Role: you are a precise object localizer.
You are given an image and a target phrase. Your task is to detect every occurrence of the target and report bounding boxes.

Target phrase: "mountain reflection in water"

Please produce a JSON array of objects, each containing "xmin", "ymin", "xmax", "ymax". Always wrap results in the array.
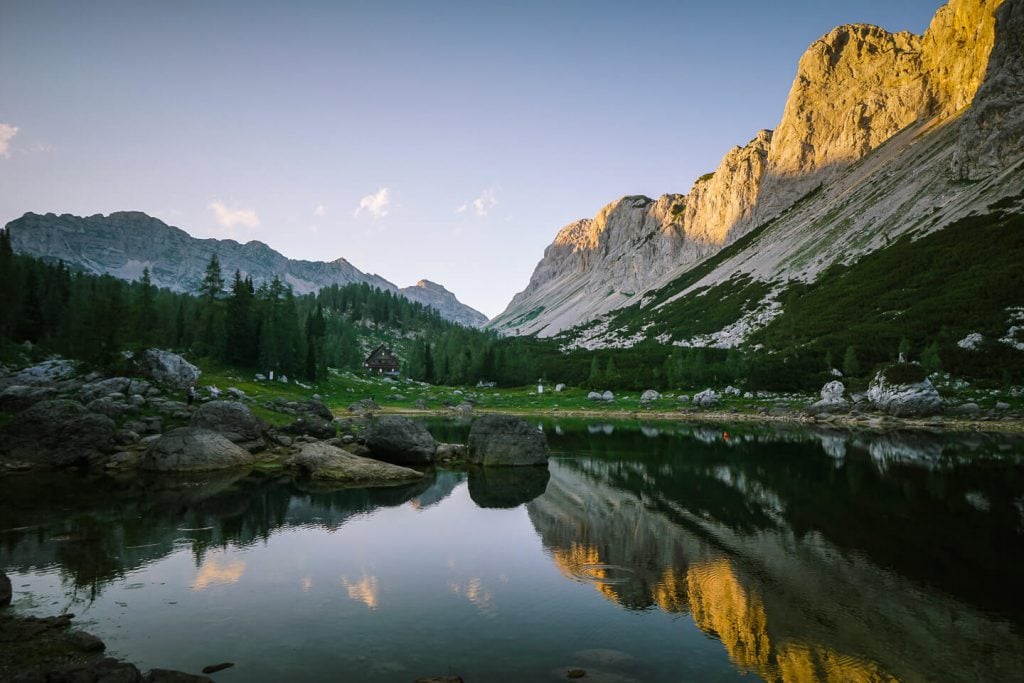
[{"xmin": 1, "ymin": 420, "xmax": 1021, "ymax": 682}]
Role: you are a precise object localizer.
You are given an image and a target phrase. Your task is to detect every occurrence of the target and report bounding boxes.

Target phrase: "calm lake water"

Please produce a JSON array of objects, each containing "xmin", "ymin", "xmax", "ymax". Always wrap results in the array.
[{"xmin": 3, "ymin": 419, "xmax": 1024, "ymax": 682}]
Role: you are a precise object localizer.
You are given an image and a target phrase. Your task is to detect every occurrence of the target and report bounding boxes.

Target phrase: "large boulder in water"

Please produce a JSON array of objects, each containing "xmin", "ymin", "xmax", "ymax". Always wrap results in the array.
[
  {"xmin": 867, "ymin": 365, "xmax": 942, "ymax": 417},
  {"xmin": 286, "ymin": 442, "xmax": 424, "ymax": 485},
  {"xmin": 137, "ymin": 349, "xmax": 200, "ymax": 390},
  {"xmin": 190, "ymin": 400, "xmax": 267, "ymax": 452},
  {"xmin": 467, "ymin": 414, "xmax": 550, "ymax": 466},
  {"xmin": 364, "ymin": 416, "xmax": 437, "ymax": 465},
  {"xmin": 141, "ymin": 427, "xmax": 254, "ymax": 472},
  {"xmin": 0, "ymin": 399, "xmax": 116, "ymax": 467}
]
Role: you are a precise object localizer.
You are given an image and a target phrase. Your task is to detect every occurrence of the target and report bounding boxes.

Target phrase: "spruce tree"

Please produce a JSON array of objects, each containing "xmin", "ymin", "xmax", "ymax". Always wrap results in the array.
[{"xmin": 842, "ymin": 346, "xmax": 860, "ymax": 378}]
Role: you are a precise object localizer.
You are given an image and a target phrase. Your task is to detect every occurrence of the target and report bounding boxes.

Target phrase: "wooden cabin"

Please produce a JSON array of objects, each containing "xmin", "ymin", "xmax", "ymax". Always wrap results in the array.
[{"xmin": 363, "ymin": 344, "xmax": 400, "ymax": 376}]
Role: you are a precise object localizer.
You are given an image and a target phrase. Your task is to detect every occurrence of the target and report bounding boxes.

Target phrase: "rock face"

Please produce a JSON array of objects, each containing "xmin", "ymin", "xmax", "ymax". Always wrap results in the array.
[
  {"xmin": 5, "ymin": 211, "xmax": 487, "ymax": 327},
  {"xmin": 867, "ymin": 369, "xmax": 943, "ymax": 417},
  {"xmin": 190, "ymin": 400, "xmax": 267, "ymax": 451},
  {"xmin": 491, "ymin": 0, "xmax": 1012, "ymax": 340},
  {"xmin": 467, "ymin": 414, "xmax": 550, "ymax": 466},
  {"xmin": 142, "ymin": 427, "xmax": 255, "ymax": 472},
  {"xmin": 286, "ymin": 442, "xmax": 424, "ymax": 484},
  {"xmin": 364, "ymin": 416, "xmax": 437, "ymax": 465},
  {"xmin": 0, "ymin": 399, "xmax": 116, "ymax": 466},
  {"xmin": 138, "ymin": 349, "xmax": 200, "ymax": 390}
]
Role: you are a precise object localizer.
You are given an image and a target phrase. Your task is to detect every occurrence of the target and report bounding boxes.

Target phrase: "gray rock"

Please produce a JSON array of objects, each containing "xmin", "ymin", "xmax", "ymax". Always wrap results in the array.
[
  {"xmin": 601, "ymin": 390, "xmax": 615, "ymax": 402},
  {"xmin": 995, "ymin": 401, "xmax": 1011, "ymax": 410},
  {"xmin": 0, "ymin": 384, "xmax": 58, "ymax": 412},
  {"xmin": 692, "ymin": 389, "xmax": 719, "ymax": 407},
  {"xmin": 87, "ymin": 396, "xmax": 134, "ymax": 418},
  {"xmin": 586, "ymin": 391, "xmax": 603, "ymax": 401},
  {"xmin": 435, "ymin": 442, "xmax": 468, "ymax": 461},
  {"xmin": 141, "ymin": 427, "xmax": 255, "ymax": 472},
  {"xmin": 678, "ymin": 394, "xmax": 690, "ymax": 403},
  {"xmin": 453, "ymin": 402, "xmax": 474, "ymax": 415},
  {"xmin": 867, "ymin": 369, "xmax": 942, "ymax": 417},
  {"xmin": 955, "ymin": 402, "xmax": 982, "ymax": 415},
  {"xmin": 286, "ymin": 441, "xmax": 423, "ymax": 484},
  {"xmin": 555, "ymin": 383, "xmax": 566, "ymax": 392},
  {"xmin": 69, "ymin": 630, "xmax": 107, "ymax": 652},
  {"xmin": 279, "ymin": 416, "xmax": 336, "ymax": 440},
  {"xmin": 79, "ymin": 376, "xmax": 152, "ymax": 403},
  {"xmin": 105, "ymin": 451, "xmax": 142, "ymax": 470},
  {"xmin": 1, "ymin": 571, "xmax": 10, "ymax": 607},
  {"xmin": 348, "ymin": 398, "xmax": 380, "ymax": 414},
  {"xmin": 467, "ymin": 414, "xmax": 550, "ymax": 466},
  {"xmin": 190, "ymin": 400, "xmax": 267, "ymax": 452},
  {"xmin": 364, "ymin": 416, "xmax": 437, "ymax": 464},
  {"xmin": 0, "ymin": 399, "xmax": 116, "ymax": 466},
  {"xmin": 640, "ymin": 390, "xmax": 661, "ymax": 402},
  {"xmin": 805, "ymin": 380, "xmax": 850, "ymax": 414},
  {"xmin": 0, "ymin": 359, "xmax": 78, "ymax": 391},
  {"xmin": 137, "ymin": 349, "xmax": 200, "ymax": 389}
]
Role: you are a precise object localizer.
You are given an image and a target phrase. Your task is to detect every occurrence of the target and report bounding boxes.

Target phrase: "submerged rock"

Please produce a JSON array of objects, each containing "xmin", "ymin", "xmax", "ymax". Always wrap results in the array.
[
  {"xmin": 141, "ymin": 427, "xmax": 254, "ymax": 472},
  {"xmin": 286, "ymin": 441, "xmax": 423, "ymax": 484},
  {"xmin": 467, "ymin": 414, "xmax": 550, "ymax": 466},
  {"xmin": 364, "ymin": 416, "xmax": 437, "ymax": 465}
]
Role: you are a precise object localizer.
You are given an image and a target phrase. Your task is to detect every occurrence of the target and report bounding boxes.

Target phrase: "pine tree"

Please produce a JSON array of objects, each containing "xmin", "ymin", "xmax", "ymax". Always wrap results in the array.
[
  {"xmin": 921, "ymin": 341, "xmax": 942, "ymax": 373},
  {"xmin": 200, "ymin": 254, "xmax": 224, "ymax": 300},
  {"xmin": 588, "ymin": 356, "xmax": 603, "ymax": 388},
  {"xmin": 843, "ymin": 346, "xmax": 860, "ymax": 378}
]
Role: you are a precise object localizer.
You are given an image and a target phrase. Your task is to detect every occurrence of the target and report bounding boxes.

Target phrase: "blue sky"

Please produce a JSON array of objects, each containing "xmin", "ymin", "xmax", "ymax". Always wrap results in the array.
[{"xmin": 0, "ymin": 0, "xmax": 942, "ymax": 318}]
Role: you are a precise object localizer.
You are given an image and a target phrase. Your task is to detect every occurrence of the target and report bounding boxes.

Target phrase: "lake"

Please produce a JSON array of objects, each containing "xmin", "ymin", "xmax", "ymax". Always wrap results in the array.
[{"xmin": 3, "ymin": 418, "xmax": 1024, "ymax": 682}]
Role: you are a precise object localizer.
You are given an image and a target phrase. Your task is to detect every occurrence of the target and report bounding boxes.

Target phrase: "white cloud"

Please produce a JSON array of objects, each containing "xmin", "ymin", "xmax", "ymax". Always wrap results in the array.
[
  {"xmin": 0, "ymin": 123, "xmax": 19, "ymax": 158},
  {"xmin": 354, "ymin": 187, "xmax": 391, "ymax": 219},
  {"xmin": 209, "ymin": 200, "xmax": 261, "ymax": 230},
  {"xmin": 313, "ymin": 203, "xmax": 326, "ymax": 217},
  {"xmin": 455, "ymin": 187, "xmax": 498, "ymax": 217}
]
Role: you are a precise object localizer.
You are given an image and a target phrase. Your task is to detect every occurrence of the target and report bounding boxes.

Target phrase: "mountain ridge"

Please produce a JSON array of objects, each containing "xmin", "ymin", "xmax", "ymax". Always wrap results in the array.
[
  {"xmin": 490, "ymin": 0, "xmax": 1017, "ymax": 340},
  {"xmin": 5, "ymin": 210, "xmax": 489, "ymax": 328}
]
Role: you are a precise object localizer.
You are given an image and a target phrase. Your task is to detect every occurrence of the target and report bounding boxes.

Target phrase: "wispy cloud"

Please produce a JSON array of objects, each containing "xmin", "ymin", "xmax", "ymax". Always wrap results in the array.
[
  {"xmin": 354, "ymin": 187, "xmax": 391, "ymax": 219},
  {"xmin": 0, "ymin": 123, "xmax": 19, "ymax": 158},
  {"xmin": 313, "ymin": 203, "xmax": 326, "ymax": 217},
  {"xmin": 209, "ymin": 200, "xmax": 260, "ymax": 230},
  {"xmin": 455, "ymin": 187, "xmax": 498, "ymax": 217}
]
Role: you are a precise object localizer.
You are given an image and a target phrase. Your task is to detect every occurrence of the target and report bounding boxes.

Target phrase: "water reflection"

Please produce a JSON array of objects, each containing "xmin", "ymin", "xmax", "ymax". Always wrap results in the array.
[
  {"xmin": 527, "ymin": 422, "xmax": 1024, "ymax": 682},
  {"xmin": 1, "ymin": 420, "xmax": 1022, "ymax": 682}
]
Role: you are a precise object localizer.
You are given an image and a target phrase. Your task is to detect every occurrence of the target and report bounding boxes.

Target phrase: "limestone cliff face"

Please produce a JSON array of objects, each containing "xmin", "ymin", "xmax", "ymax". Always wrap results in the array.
[
  {"xmin": 494, "ymin": 0, "xmax": 1009, "ymax": 338},
  {"xmin": 954, "ymin": 0, "xmax": 1024, "ymax": 179},
  {"xmin": 6, "ymin": 211, "xmax": 487, "ymax": 327}
]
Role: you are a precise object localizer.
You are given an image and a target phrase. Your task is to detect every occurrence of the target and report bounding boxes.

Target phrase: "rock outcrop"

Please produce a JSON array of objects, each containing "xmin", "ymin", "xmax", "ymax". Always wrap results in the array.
[
  {"xmin": 467, "ymin": 414, "xmax": 550, "ymax": 466},
  {"xmin": 867, "ymin": 367, "xmax": 943, "ymax": 417},
  {"xmin": 5, "ymin": 211, "xmax": 487, "ymax": 327},
  {"xmin": 137, "ymin": 349, "xmax": 200, "ymax": 390},
  {"xmin": 363, "ymin": 416, "xmax": 437, "ymax": 465},
  {"xmin": 0, "ymin": 399, "xmax": 116, "ymax": 467},
  {"xmin": 492, "ymin": 0, "xmax": 1013, "ymax": 340},
  {"xmin": 141, "ymin": 427, "xmax": 255, "ymax": 472},
  {"xmin": 285, "ymin": 442, "xmax": 424, "ymax": 484},
  {"xmin": 190, "ymin": 400, "xmax": 267, "ymax": 452}
]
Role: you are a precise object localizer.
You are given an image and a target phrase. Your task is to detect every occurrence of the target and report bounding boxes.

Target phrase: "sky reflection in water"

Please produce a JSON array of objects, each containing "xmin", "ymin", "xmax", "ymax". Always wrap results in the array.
[{"xmin": 3, "ymin": 420, "xmax": 1023, "ymax": 682}]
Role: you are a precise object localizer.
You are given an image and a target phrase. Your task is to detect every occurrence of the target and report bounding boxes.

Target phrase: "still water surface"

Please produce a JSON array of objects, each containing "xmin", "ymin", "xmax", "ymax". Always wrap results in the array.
[{"xmin": 3, "ymin": 419, "xmax": 1024, "ymax": 681}]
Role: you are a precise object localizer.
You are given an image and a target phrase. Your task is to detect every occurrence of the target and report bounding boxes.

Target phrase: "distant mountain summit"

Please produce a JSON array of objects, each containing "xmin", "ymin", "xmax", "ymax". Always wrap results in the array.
[{"xmin": 5, "ymin": 210, "xmax": 488, "ymax": 328}]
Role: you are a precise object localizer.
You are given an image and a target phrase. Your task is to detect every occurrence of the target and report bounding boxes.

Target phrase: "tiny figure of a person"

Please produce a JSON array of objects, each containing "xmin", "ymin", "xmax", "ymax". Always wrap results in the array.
[{"xmin": 187, "ymin": 384, "xmax": 196, "ymax": 407}]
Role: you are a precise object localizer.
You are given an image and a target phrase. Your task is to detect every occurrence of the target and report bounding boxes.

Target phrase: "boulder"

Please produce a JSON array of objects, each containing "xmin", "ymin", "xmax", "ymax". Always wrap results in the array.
[
  {"xmin": 453, "ymin": 402, "xmax": 474, "ymax": 415},
  {"xmin": 364, "ymin": 415, "xmax": 437, "ymax": 464},
  {"xmin": 957, "ymin": 332, "xmax": 984, "ymax": 350},
  {"xmin": 137, "ymin": 349, "xmax": 200, "ymax": 389},
  {"xmin": 555, "ymin": 383, "xmax": 566, "ymax": 392},
  {"xmin": 0, "ymin": 384, "xmax": 58, "ymax": 412},
  {"xmin": 805, "ymin": 380, "xmax": 850, "ymax": 414},
  {"xmin": 435, "ymin": 443, "xmax": 468, "ymax": 461},
  {"xmin": 285, "ymin": 441, "xmax": 423, "ymax": 484},
  {"xmin": 678, "ymin": 395, "xmax": 690, "ymax": 403},
  {"xmin": 640, "ymin": 390, "xmax": 660, "ymax": 402},
  {"xmin": 467, "ymin": 414, "xmax": 549, "ymax": 466},
  {"xmin": 190, "ymin": 400, "xmax": 267, "ymax": 451},
  {"xmin": 79, "ymin": 377, "xmax": 152, "ymax": 403},
  {"xmin": 348, "ymin": 398, "xmax": 380, "ymax": 414},
  {"xmin": 0, "ymin": 359, "xmax": 78, "ymax": 391},
  {"xmin": 867, "ymin": 366, "xmax": 942, "ymax": 417},
  {"xmin": 0, "ymin": 399, "xmax": 116, "ymax": 467},
  {"xmin": 87, "ymin": 396, "xmax": 135, "ymax": 418},
  {"xmin": 601, "ymin": 390, "xmax": 615, "ymax": 402},
  {"xmin": 586, "ymin": 392, "xmax": 603, "ymax": 401},
  {"xmin": 278, "ymin": 416, "xmax": 336, "ymax": 440},
  {"xmin": 141, "ymin": 427, "xmax": 255, "ymax": 472},
  {"xmin": 692, "ymin": 389, "xmax": 719, "ymax": 407}
]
